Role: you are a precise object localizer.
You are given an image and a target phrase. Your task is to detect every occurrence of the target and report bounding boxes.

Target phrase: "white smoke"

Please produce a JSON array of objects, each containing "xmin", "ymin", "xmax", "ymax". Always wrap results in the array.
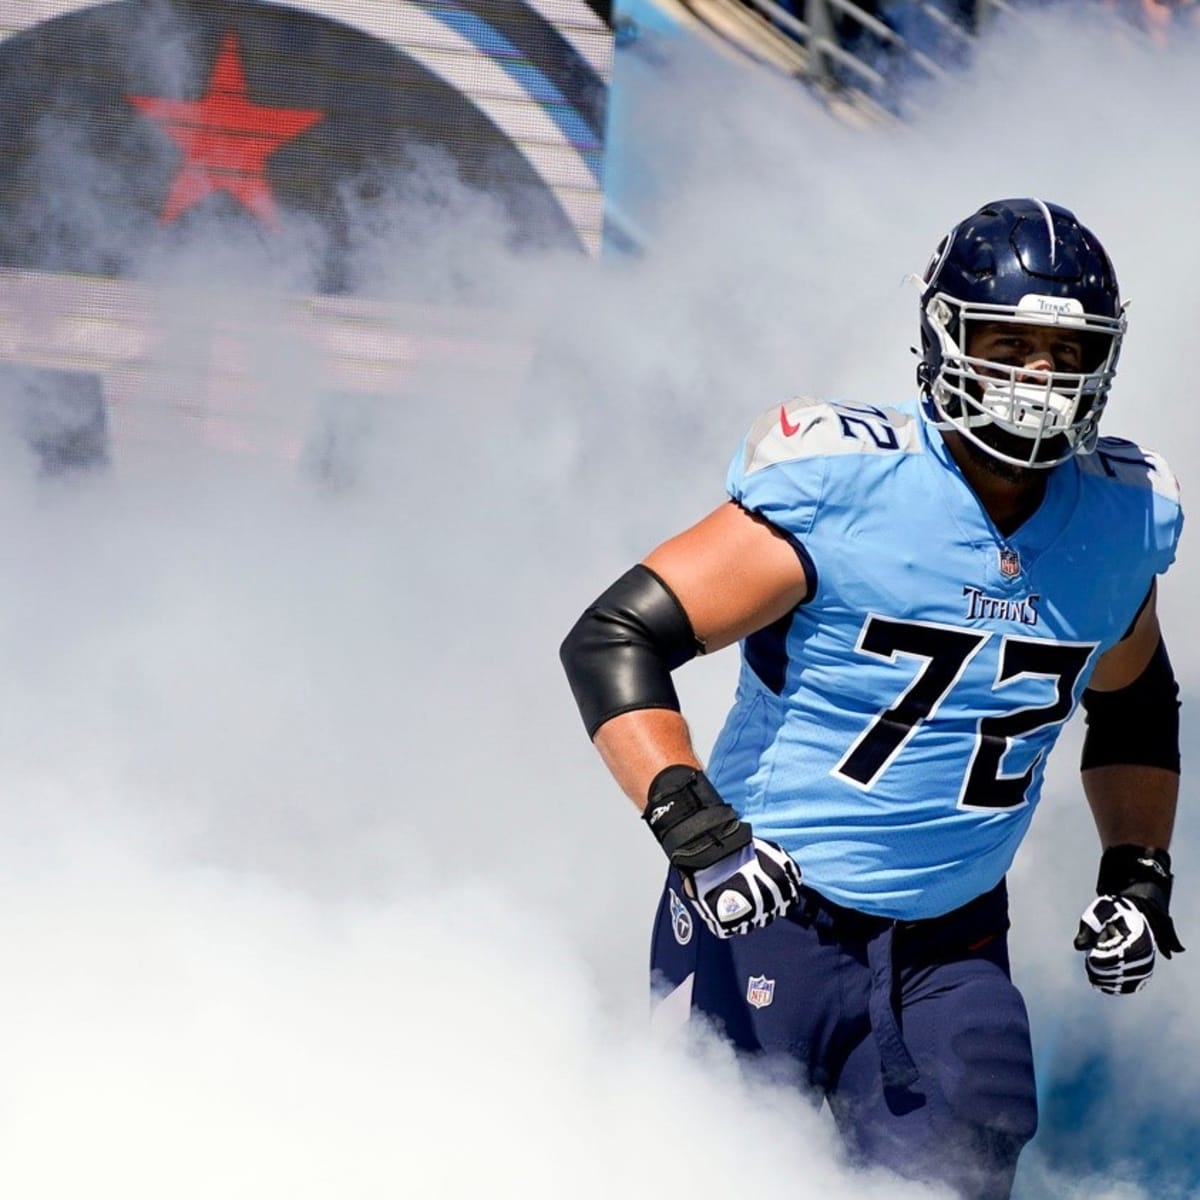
[{"xmin": 0, "ymin": 3, "xmax": 1196, "ymax": 1198}]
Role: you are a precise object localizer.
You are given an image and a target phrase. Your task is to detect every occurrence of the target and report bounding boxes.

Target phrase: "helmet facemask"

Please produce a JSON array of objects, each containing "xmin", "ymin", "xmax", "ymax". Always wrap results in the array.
[{"xmin": 922, "ymin": 292, "xmax": 1126, "ymax": 470}]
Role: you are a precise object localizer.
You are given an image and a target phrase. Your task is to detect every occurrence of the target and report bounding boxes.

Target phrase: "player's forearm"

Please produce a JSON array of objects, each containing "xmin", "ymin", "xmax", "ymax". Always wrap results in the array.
[
  {"xmin": 1083, "ymin": 763, "xmax": 1179, "ymax": 849},
  {"xmin": 593, "ymin": 708, "xmax": 702, "ymax": 813}
]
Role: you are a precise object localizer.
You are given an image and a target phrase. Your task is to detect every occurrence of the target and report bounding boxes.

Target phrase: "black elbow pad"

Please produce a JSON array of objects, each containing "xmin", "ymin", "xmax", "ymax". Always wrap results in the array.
[
  {"xmin": 1080, "ymin": 637, "xmax": 1181, "ymax": 773},
  {"xmin": 560, "ymin": 565, "xmax": 703, "ymax": 738}
]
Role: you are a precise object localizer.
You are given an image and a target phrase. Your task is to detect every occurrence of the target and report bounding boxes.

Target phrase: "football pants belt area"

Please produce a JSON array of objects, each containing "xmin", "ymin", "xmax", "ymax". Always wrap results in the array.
[{"xmin": 788, "ymin": 880, "xmax": 1011, "ymax": 1089}]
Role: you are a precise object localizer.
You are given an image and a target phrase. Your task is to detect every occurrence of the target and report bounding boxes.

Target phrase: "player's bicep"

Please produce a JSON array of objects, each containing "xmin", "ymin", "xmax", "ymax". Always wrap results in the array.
[
  {"xmin": 1089, "ymin": 582, "xmax": 1161, "ymax": 692},
  {"xmin": 643, "ymin": 500, "xmax": 809, "ymax": 654}
]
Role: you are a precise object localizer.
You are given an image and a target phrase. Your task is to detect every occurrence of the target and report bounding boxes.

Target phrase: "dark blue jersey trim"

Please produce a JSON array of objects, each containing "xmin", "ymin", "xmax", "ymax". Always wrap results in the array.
[
  {"xmin": 745, "ymin": 612, "xmax": 794, "ymax": 695},
  {"xmin": 742, "ymin": 532, "xmax": 816, "ymax": 696},
  {"xmin": 730, "ymin": 499, "xmax": 819, "ymax": 604},
  {"xmin": 728, "ymin": 500, "xmax": 816, "ymax": 695},
  {"xmin": 785, "ymin": 532, "xmax": 818, "ymax": 605}
]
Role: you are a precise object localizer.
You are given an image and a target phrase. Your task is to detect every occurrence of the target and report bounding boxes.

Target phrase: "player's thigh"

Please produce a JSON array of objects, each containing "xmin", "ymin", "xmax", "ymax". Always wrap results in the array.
[
  {"xmin": 831, "ymin": 950, "xmax": 1037, "ymax": 1176},
  {"xmin": 650, "ymin": 872, "xmax": 849, "ymax": 1066},
  {"xmin": 900, "ymin": 953, "xmax": 1038, "ymax": 1143},
  {"xmin": 649, "ymin": 871, "xmax": 759, "ymax": 1049},
  {"xmin": 835, "ymin": 945, "xmax": 1041, "ymax": 1152}
]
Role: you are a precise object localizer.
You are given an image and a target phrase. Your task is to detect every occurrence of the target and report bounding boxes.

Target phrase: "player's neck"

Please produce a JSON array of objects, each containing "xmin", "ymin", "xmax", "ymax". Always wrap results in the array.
[{"xmin": 944, "ymin": 432, "xmax": 1049, "ymax": 536}]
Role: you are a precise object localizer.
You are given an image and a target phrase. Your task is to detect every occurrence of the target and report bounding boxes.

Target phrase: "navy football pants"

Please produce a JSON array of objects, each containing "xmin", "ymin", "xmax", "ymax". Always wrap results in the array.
[{"xmin": 650, "ymin": 874, "xmax": 1038, "ymax": 1200}]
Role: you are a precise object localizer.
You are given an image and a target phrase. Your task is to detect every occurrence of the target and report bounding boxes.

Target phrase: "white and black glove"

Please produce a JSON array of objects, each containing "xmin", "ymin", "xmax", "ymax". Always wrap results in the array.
[
  {"xmin": 686, "ymin": 838, "xmax": 804, "ymax": 939},
  {"xmin": 1074, "ymin": 845, "xmax": 1185, "ymax": 995},
  {"xmin": 644, "ymin": 765, "xmax": 802, "ymax": 939}
]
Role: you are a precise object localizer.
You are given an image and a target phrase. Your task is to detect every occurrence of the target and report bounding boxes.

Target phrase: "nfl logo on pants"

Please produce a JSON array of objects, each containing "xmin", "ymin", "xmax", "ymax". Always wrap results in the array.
[{"xmin": 746, "ymin": 975, "xmax": 775, "ymax": 1009}]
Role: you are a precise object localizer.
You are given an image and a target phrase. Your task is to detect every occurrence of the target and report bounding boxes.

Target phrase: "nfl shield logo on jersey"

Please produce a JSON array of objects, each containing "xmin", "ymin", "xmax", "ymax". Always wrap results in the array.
[
  {"xmin": 998, "ymin": 547, "xmax": 1021, "ymax": 578},
  {"xmin": 669, "ymin": 889, "xmax": 693, "ymax": 946},
  {"xmin": 746, "ymin": 974, "xmax": 775, "ymax": 1009}
]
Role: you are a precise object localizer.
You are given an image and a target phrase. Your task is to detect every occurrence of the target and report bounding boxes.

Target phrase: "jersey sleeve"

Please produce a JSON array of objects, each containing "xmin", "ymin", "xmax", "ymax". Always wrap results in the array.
[
  {"xmin": 1086, "ymin": 438, "xmax": 1184, "ymax": 578},
  {"xmin": 725, "ymin": 398, "xmax": 830, "ymax": 539},
  {"xmin": 1147, "ymin": 449, "xmax": 1184, "ymax": 577}
]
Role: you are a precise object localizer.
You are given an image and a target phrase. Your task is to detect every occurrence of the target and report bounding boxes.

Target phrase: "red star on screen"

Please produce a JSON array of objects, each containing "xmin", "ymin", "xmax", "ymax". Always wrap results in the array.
[{"xmin": 128, "ymin": 31, "xmax": 323, "ymax": 230}]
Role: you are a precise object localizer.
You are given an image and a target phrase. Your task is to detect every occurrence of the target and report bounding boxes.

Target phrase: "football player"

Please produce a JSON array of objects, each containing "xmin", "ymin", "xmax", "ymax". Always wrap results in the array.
[{"xmin": 561, "ymin": 198, "xmax": 1184, "ymax": 1199}]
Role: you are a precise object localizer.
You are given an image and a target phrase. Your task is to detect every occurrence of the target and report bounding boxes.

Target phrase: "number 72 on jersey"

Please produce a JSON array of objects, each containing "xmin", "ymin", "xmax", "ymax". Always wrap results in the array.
[{"xmin": 833, "ymin": 615, "xmax": 1096, "ymax": 811}]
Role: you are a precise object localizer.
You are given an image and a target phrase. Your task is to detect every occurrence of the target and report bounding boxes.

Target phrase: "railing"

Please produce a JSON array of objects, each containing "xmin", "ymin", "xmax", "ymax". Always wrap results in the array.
[{"xmin": 675, "ymin": 0, "xmax": 1019, "ymax": 115}]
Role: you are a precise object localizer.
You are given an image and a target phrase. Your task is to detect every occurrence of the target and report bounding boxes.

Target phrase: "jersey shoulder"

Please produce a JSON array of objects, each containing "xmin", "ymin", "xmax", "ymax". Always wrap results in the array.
[
  {"xmin": 727, "ymin": 398, "xmax": 925, "ymax": 542},
  {"xmin": 1077, "ymin": 436, "xmax": 1183, "ymax": 576},
  {"xmin": 738, "ymin": 397, "xmax": 924, "ymax": 479},
  {"xmin": 1078, "ymin": 436, "xmax": 1182, "ymax": 508}
]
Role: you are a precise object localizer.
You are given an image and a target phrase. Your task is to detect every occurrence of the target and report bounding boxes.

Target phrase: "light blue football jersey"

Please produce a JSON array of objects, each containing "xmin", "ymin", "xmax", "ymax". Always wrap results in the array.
[{"xmin": 709, "ymin": 397, "xmax": 1183, "ymax": 920}]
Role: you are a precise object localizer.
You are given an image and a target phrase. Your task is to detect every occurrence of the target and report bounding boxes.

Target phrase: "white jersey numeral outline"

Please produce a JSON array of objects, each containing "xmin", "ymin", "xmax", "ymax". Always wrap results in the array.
[{"xmin": 834, "ymin": 615, "xmax": 1097, "ymax": 811}]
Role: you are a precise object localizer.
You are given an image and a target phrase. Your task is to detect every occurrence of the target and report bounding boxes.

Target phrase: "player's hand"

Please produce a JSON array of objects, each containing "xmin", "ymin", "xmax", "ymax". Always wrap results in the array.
[
  {"xmin": 643, "ymin": 765, "xmax": 802, "ymax": 937},
  {"xmin": 685, "ymin": 837, "xmax": 802, "ymax": 939},
  {"xmin": 1073, "ymin": 846, "xmax": 1185, "ymax": 996},
  {"xmin": 1074, "ymin": 895, "xmax": 1159, "ymax": 994}
]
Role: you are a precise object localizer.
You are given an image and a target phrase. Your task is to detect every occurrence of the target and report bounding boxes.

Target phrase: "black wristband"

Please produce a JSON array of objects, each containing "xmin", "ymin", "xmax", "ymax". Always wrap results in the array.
[
  {"xmin": 1097, "ymin": 844, "xmax": 1185, "ymax": 956},
  {"xmin": 643, "ymin": 765, "xmax": 751, "ymax": 872}
]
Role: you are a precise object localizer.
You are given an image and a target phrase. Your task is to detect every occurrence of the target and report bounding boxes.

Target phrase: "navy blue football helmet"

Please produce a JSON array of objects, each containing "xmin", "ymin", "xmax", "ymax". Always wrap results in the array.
[{"xmin": 918, "ymin": 198, "xmax": 1126, "ymax": 468}]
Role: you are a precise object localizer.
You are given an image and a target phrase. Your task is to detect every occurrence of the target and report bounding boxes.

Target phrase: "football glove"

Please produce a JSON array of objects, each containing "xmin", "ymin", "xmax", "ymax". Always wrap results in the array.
[
  {"xmin": 686, "ymin": 838, "xmax": 803, "ymax": 939},
  {"xmin": 1073, "ymin": 845, "xmax": 1185, "ymax": 996},
  {"xmin": 643, "ymin": 765, "xmax": 801, "ymax": 939}
]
